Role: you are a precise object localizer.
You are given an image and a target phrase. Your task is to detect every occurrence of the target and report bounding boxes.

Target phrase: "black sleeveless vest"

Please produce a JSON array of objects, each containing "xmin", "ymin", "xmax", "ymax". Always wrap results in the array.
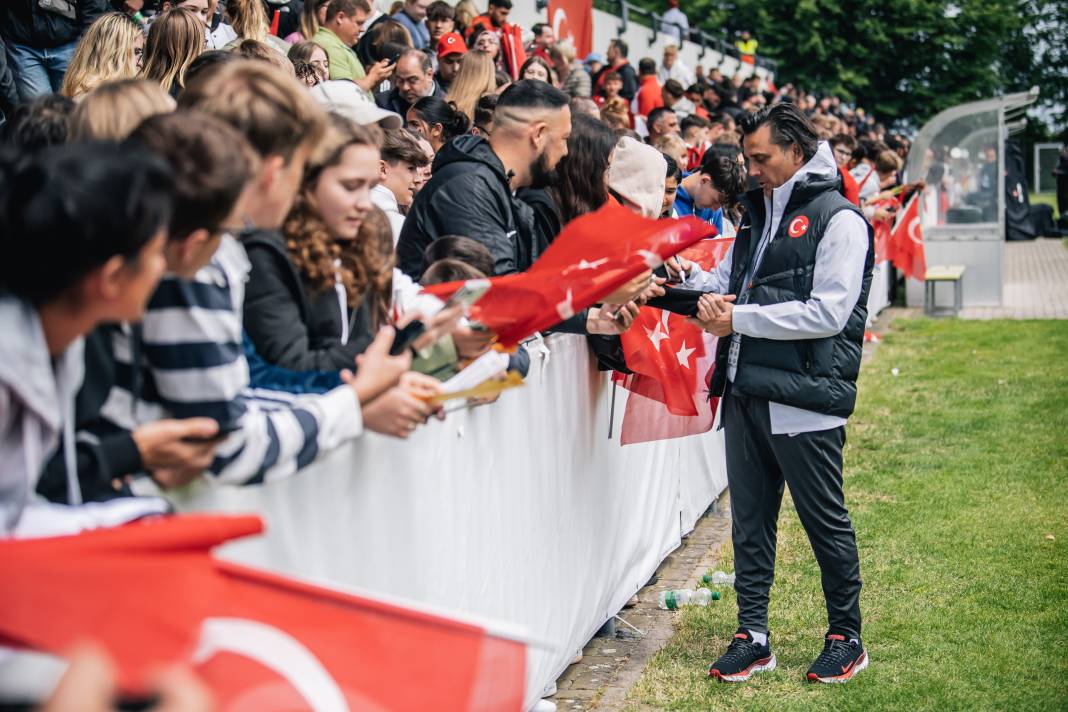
[{"xmin": 710, "ymin": 175, "xmax": 875, "ymax": 418}]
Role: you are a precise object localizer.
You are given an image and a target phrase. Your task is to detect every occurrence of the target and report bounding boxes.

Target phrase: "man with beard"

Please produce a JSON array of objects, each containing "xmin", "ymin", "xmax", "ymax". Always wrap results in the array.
[{"xmin": 396, "ymin": 80, "xmax": 571, "ymax": 278}]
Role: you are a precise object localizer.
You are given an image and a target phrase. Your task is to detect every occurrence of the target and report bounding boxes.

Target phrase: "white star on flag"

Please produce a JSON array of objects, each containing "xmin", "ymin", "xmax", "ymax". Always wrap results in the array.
[
  {"xmin": 637, "ymin": 249, "xmax": 663, "ymax": 268},
  {"xmin": 645, "ymin": 321, "xmax": 670, "ymax": 350},
  {"xmin": 555, "ymin": 288, "xmax": 574, "ymax": 319},
  {"xmin": 675, "ymin": 341, "xmax": 695, "ymax": 368}
]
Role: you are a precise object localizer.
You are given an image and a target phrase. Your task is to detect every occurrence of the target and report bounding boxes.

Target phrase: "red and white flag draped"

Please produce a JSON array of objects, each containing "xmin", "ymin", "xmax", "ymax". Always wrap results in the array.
[
  {"xmin": 423, "ymin": 204, "xmax": 717, "ymax": 347},
  {"xmin": 615, "ymin": 237, "xmax": 734, "ymax": 445},
  {"xmin": 0, "ymin": 515, "xmax": 526, "ymax": 711},
  {"xmin": 886, "ymin": 194, "xmax": 926, "ymax": 281}
]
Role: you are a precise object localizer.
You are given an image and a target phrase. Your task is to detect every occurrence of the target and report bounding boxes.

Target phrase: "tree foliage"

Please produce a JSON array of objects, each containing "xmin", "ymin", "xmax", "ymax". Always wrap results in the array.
[{"xmin": 632, "ymin": 0, "xmax": 1067, "ymax": 133}]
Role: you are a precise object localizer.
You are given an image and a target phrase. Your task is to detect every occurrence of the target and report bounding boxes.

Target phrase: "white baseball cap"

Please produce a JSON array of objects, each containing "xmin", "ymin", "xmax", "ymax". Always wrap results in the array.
[{"xmin": 309, "ymin": 80, "xmax": 403, "ymax": 129}]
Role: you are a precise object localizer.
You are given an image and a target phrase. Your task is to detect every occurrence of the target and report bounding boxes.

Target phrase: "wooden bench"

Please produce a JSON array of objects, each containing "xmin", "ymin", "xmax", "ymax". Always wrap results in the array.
[{"xmin": 924, "ymin": 265, "xmax": 966, "ymax": 317}]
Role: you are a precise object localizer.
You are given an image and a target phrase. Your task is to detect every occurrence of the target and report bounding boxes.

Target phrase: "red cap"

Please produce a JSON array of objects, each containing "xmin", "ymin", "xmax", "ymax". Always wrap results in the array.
[{"xmin": 437, "ymin": 32, "xmax": 467, "ymax": 58}]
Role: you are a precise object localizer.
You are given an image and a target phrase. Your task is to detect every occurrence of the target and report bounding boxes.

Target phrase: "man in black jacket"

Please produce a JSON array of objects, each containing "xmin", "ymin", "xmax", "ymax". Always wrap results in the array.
[
  {"xmin": 374, "ymin": 48, "xmax": 444, "ymax": 118},
  {"xmin": 1, "ymin": 0, "xmax": 107, "ymax": 101},
  {"xmin": 396, "ymin": 79, "xmax": 572, "ymax": 278}
]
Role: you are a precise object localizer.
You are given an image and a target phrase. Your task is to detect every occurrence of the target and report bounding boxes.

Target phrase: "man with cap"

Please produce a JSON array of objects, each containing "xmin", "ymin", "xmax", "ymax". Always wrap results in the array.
[
  {"xmin": 435, "ymin": 31, "xmax": 465, "ymax": 93},
  {"xmin": 309, "ymin": 80, "xmax": 404, "ymax": 131},
  {"xmin": 583, "ymin": 52, "xmax": 606, "ymax": 77}
]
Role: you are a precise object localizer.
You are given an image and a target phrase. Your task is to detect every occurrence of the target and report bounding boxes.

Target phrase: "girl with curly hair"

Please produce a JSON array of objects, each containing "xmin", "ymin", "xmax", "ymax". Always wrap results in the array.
[{"xmin": 242, "ymin": 115, "xmax": 394, "ymax": 371}]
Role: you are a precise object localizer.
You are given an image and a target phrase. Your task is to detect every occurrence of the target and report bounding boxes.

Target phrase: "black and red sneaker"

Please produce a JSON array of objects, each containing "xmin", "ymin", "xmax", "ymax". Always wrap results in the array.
[
  {"xmin": 806, "ymin": 633, "xmax": 868, "ymax": 683},
  {"xmin": 708, "ymin": 629, "xmax": 776, "ymax": 682}
]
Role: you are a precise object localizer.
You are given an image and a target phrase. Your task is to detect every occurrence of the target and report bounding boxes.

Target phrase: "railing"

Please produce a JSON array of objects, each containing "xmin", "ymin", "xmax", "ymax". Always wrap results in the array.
[{"xmin": 586, "ymin": 0, "xmax": 779, "ymax": 73}]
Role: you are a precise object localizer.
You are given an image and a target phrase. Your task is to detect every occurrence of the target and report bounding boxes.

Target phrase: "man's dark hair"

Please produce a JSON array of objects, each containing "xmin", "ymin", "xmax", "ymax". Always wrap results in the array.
[
  {"xmin": 648, "ymin": 106, "xmax": 675, "ymax": 129},
  {"xmin": 488, "ymin": 0, "xmax": 512, "ymax": 8},
  {"xmin": 638, "ymin": 57, "xmax": 656, "ymax": 75},
  {"xmin": 611, "ymin": 38, "xmax": 628, "ymax": 58},
  {"xmin": 680, "ymin": 114, "xmax": 711, "ymax": 135},
  {"xmin": 381, "ymin": 128, "xmax": 430, "ymax": 167},
  {"xmin": 0, "ymin": 143, "xmax": 173, "ymax": 306},
  {"xmin": 184, "ymin": 50, "xmax": 238, "ymax": 86},
  {"xmin": 697, "ymin": 152, "xmax": 747, "ymax": 207},
  {"xmin": 829, "ymin": 132, "xmax": 857, "ymax": 152},
  {"xmin": 421, "ymin": 235, "xmax": 495, "ymax": 277},
  {"xmin": 325, "ymin": 0, "xmax": 369, "ymax": 23},
  {"xmin": 532, "ymin": 22, "xmax": 550, "ymax": 38},
  {"xmin": 426, "ymin": 0, "xmax": 454, "ymax": 20},
  {"xmin": 739, "ymin": 103, "xmax": 819, "ymax": 162},
  {"xmin": 128, "ymin": 111, "xmax": 253, "ymax": 243},
  {"xmin": 495, "ymin": 78, "xmax": 569, "ymax": 117},
  {"xmin": 662, "ymin": 151, "xmax": 682, "ymax": 182},
  {"xmin": 4, "ymin": 95, "xmax": 75, "ymax": 150},
  {"xmin": 662, "ymin": 79, "xmax": 685, "ymax": 99}
]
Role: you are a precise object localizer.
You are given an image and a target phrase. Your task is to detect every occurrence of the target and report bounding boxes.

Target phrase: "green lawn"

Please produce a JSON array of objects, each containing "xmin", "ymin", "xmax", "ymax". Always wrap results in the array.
[
  {"xmin": 627, "ymin": 319, "xmax": 1068, "ymax": 711},
  {"xmin": 1030, "ymin": 192, "xmax": 1057, "ymax": 211}
]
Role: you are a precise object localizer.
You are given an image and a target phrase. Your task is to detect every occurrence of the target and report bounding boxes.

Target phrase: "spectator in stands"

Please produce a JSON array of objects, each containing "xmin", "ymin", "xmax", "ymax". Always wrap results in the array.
[
  {"xmin": 662, "ymin": 150, "xmax": 682, "ymax": 217},
  {"xmin": 397, "ymin": 80, "xmax": 572, "ymax": 277},
  {"xmin": 658, "ymin": 43, "xmax": 694, "ymax": 88},
  {"xmin": 170, "ymin": 0, "xmax": 237, "ymax": 50},
  {"xmin": 407, "ymin": 95, "xmax": 471, "ymax": 152},
  {"xmin": 435, "ymin": 31, "xmax": 466, "ymax": 91},
  {"xmin": 68, "ymin": 79, "xmax": 175, "ymax": 142},
  {"xmin": 735, "ymin": 29, "xmax": 758, "ymax": 65},
  {"xmin": 372, "ymin": 129, "xmax": 430, "ymax": 243},
  {"xmin": 60, "ymin": 12, "xmax": 143, "ymax": 99},
  {"xmin": 829, "ymin": 133, "xmax": 860, "ymax": 205},
  {"xmin": 520, "ymin": 56, "xmax": 552, "ymax": 83},
  {"xmin": 392, "ymin": 0, "xmax": 430, "ymax": 50},
  {"xmin": 425, "ymin": 1, "xmax": 456, "ymax": 55},
  {"xmin": 315, "ymin": 0, "xmax": 391, "ymax": 93},
  {"xmin": 1, "ymin": 0, "xmax": 107, "ymax": 101},
  {"xmin": 446, "ymin": 50, "xmax": 496, "ymax": 122},
  {"xmin": 288, "ymin": 40, "xmax": 330, "ymax": 83},
  {"xmin": 0, "ymin": 144, "xmax": 172, "ymax": 534},
  {"xmin": 452, "ymin": 0, "xmax": 477, "ymax": 34},
  {"xmin": 607, "ymin": 137, "xmax": 667, "ymax": 218},
  {"xmin": 661, "ymin": 79, "xmax": 693, "ymax": 120},
  {"xmin": 529, "ymin": 22, "xmax": 554, "ymax": 62},
  {"xmin": 674, "ymin": 151, "xmax": 747, "ymax": 236},
  {"xmin": 550, "ymin": 42, "xmax": 589, "ymax": 99},
  {"xmin": 141, "ymin": 7, "xmax": 204, "ymax": 97},
  {"xmin": 680, "ymin": 113, "xmax": 710, "ymax": 169},
  {"xmin": 660, "ymin": 0, "xmax": 689, "ymax": 44},
  {"xmin": 850, "ymin": 139, "xmax": 882, "ymax": 203},
  {"xmin": 595, "ymin": 39, "xmax": 637, "ymax": 101},
  {"xmin": 3, "ymin": 94, "xmax": 75, "ymax": 149},
  {"xmin": 225, "ymin": 0, "xmax": 291, "ymax": 55},
  {"xmin": 376, "ymin": 48, "xmax": 444, "ymax": 116},
  {"xmin": 635, "ymin": 57, "xmax": 664, "ymax": 118},
  {"xmin": 546, "ymin": 112, "xmax": 615, "ymax": 225},
  {"xmin": 35, "ymin": 111, "xmax": 253, "ymax": 505},
  {"xmin": 684, "ymin": 83, "xmax": 710, "ymax": 119},
  {"xmin": 646, "ymin": 106, "xmax": 679, "ymax": 145},
  {"xmin": 654, "ymin": 134, "xmax": 687, "ymax": 172},
  {"xmin": 471, "ymin": 92, "xmax": 497, "ymax": 135},
  {"xmin": 466, "ymin": 0, "xmax": 525, "ymax": 80}
]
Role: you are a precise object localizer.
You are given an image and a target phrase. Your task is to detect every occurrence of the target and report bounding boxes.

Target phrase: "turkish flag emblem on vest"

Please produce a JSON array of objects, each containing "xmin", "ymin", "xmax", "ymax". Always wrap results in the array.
[{"xmin": 787, "ymin": 215, "xmax": 810, "ymax": 238}]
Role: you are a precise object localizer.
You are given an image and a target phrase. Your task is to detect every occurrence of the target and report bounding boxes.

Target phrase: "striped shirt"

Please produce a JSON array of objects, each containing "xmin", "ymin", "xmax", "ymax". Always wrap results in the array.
[{"xmin": 98, "ymin": 235, "xmax": 363, "ymax": 485}]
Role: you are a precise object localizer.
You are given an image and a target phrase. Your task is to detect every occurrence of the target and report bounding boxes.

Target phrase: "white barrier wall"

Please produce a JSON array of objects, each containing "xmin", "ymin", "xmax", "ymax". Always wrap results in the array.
[{"xmin": 170, "ymin": 334, "xmax": 727, "ymax": 709}]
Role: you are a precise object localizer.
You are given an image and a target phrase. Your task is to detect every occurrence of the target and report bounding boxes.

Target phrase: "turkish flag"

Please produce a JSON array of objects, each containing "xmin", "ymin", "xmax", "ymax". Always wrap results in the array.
[
  {"xmin": 616, "ymin": 238, "xmax": 734, "ymax": 445},
  {"xmin": 0, "ymin": 515, "xmax": 526, "ymax": 711},
  {"xmin": 548, "ymin": 0, "xmax": 592, "ymax": 57},
  {"xmin": 869, "ymin": 196, "xmax": 900, "ymax": 263},
  {"xmin": 424, "ymin": 203, "xmax": 717, "ymax": 347},
  {"xmin": 886, "ymin": 194, "xmax": 926, "ymax": 280}
]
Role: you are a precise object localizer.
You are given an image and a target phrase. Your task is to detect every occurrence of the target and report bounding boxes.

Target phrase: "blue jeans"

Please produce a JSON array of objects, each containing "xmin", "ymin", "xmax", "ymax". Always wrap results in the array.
[{"xmin": 6, "ymin": 39, "xmax": 77, "ymax": 102}]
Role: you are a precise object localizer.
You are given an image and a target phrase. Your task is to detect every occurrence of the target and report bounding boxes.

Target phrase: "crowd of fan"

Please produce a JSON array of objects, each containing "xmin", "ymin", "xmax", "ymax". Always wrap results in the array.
[{"xmin": 0, "ymin": 0, "xmax": 911, "ymax": 537}]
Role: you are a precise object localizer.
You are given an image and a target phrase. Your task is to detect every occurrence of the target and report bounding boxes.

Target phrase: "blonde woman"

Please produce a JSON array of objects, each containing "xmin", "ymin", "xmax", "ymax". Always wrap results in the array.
[
  {"xmin": 61, "ymin": 13, "xmax": 145, "ymax": 99},
  {"xmin": 141, "ymin": 7, "xmax": 204, "ymax": 96},
  {"xmin": 69, "ymin": 79, "xmax": 176, "ymax": 141},
  {"xmin": 224, "ymin": 0, "xmax": 292, "ymax": 55},
  {"xmin": 452, "ymin": 0, "xmax": 478, "ymax": 35},
  {"xmin": 445, "ymin": 50, "xmax": 496, "ymax": 122}
]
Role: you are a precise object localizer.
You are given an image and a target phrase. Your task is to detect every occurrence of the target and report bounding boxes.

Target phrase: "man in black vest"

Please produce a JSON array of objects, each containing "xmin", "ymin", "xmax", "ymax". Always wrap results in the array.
[{"xmin": 670, "ymin": 103, "xmax": 874, "ymax": 684}]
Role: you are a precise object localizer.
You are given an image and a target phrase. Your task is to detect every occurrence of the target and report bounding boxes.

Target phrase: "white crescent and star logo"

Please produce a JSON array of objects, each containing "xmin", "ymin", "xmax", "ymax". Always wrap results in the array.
[{"xmin": 787, "ymin": 215, "xmax": 810, "ymax": 238}]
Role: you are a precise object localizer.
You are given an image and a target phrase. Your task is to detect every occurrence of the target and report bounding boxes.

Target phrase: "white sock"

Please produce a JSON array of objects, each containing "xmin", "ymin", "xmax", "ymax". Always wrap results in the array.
[{"xmin": 747, "ymin": 629, "xmax": 767, "ymax": 647}]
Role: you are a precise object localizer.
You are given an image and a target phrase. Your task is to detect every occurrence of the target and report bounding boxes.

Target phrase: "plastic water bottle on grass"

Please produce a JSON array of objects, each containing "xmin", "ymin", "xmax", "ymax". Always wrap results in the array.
[
  {"xmin": 658, "ymin": 587, "xmax": 719, "ymax": 610},
  {"xmin": 703, "ymin": 571, "xmax": 735, "ymax": 587}
]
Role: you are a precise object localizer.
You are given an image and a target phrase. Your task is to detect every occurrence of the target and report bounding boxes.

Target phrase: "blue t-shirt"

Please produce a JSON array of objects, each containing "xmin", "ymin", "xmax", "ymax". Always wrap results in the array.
[{"xmin": 674, "ymin": 178, "xmax": 723, "ymax": 233}]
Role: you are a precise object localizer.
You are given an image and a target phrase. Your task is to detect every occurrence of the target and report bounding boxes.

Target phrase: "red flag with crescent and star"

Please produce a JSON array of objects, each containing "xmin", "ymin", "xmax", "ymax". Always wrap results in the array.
[
  {"xmin": 547, "ymin": 0, "xmax": 592, "ymax": 57},
  {"xmin": 615, "ymin": 237, "xmax": 734, "ymax": 445},
  {"xmin": 0, "ymin": 515, "xmax": 527, "ymax": 711},
  {"xmin": 886, "ymin": 194, "xmax": 926, "ymax": 280},
  {"xmin": 422, "ymin": 204, "xmax": 717, "ymax": 347}
]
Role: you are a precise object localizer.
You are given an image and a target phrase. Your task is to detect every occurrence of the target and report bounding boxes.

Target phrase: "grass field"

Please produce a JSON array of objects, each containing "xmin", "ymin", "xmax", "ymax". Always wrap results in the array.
[{"xmin": 626, "ymin": 319, "xmax": 1068, "ymax": 711}]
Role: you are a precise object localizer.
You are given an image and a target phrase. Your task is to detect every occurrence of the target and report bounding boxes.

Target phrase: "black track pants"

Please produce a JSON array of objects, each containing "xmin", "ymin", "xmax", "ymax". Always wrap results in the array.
[{"xmin": 722, "ymin": 392, "xmax": 863, "ymax": 638}]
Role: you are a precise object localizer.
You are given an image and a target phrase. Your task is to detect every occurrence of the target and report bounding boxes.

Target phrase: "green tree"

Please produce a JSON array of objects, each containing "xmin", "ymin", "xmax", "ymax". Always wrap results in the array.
[{"xmin": 630, "ymin": 0, "xmax": 1066, "ymax": 131}]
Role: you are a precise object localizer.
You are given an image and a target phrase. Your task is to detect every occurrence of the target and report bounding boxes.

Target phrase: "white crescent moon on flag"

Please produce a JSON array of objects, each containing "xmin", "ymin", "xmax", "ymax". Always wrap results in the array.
[{"xmin": 192, "ymin": 617, "xmax": 351, "ymax": 712}]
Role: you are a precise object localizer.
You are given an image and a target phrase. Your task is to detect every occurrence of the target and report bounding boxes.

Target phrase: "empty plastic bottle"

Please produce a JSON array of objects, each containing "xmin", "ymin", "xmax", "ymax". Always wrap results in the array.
[
  {"xmin": 657, "ymin": 587, "xmax": 719, "ymax": 610},
  {"xmin": 703, "ymin": 571, "xmax": 735, "ymax": 587}
]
